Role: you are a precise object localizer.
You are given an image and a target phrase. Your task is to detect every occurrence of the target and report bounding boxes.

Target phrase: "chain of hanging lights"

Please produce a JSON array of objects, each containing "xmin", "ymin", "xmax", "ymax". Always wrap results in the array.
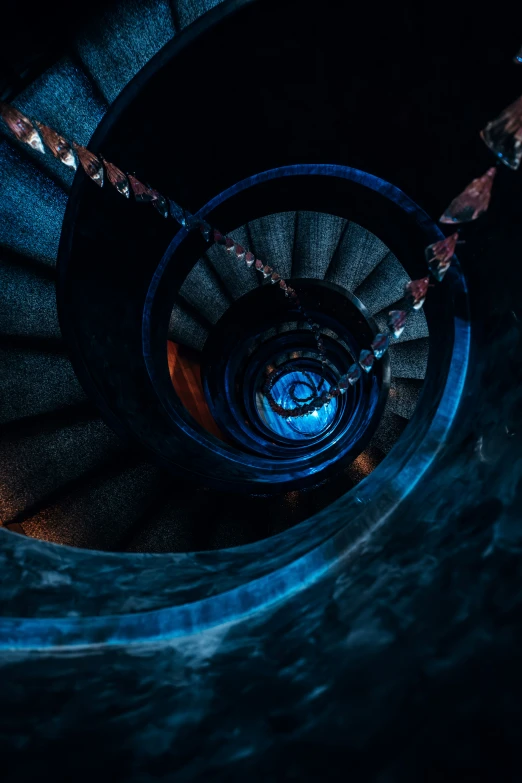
[{"xmin": 1, "ymin": 44, "xmax": 521, "ymax": 420}]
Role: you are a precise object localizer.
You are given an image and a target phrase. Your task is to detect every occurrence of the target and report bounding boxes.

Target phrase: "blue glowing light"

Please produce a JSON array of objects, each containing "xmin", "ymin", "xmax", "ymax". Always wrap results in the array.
[{"xmin": 257, "ymin": 369, "xmax": 338, "ymax": 439}]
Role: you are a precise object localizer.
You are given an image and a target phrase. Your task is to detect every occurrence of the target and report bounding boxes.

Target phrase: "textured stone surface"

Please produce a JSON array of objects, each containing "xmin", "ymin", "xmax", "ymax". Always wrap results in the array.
[
  {"xmin": 388, "ymin": 338, "xmax": 429, "ymax": 379},
  {"xmin": 325, "ymin": 221, "xmax": 389, "ymax": 292},
  {"xmin": 0, "ymin": 349, "xmax": 87, "ymax": 425},
  {"xmin": 179, "ymin": 260, "xmax": 231, "ymax": 324},
  {"xmin": 0, "ymin": 419, "xmax": 123, "ymax": 522},
  {"xmin": 168, "ymin": 300, "xmax": 209, "ymax": 351},
  {"xmin": 374, "ymin": 304, "xmax": 429, "ymax": 345},
  {"xmin": 22, "ymin": 461, "xmax": 164, "ymax": 551},
  {"xmin": 247, "ymin": 212, "xmax": 296, "ymax": 281},
  {"xmin": 76, "ymin": 0, "xmax": 175, "ymax": 104},
  {"xmin": 205, "ymin": 226, "xmax": 259, "ymax": 300},
  {"xmin": 0, "ymin": 260, "xmax": 60, "ymax": 339},
  {"xmin": 0, "ymin": 140, "xmax": 67, "ymax": 266},
  {"xmin": 388, "ymin": 377, "xmax": 423, "ymax": 420},
  {"xmin": 293, "ymin": 211, "xmax": 346, "ymax": 280},
  {"xmin": 373, "ymin": 312, "xmax": 429, "ymax": 381},
  {"xmin": 354, "ymin": 251, "xmax": 410, "ymax": 315},
  {"xmin": 175, "ymin": 0, "xmax": 227, "ymax": 29}
]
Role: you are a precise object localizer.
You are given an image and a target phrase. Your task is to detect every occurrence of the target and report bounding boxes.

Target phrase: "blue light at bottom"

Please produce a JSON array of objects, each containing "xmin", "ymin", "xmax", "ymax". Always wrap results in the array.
[{"xmin": 256, "ymin": 369, "xmax": 339, "ymax": 440}]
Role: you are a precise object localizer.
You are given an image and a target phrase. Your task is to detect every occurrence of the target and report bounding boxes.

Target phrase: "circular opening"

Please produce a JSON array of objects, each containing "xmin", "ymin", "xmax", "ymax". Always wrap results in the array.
[{"xmin": 256, "ymin": 364, "xmax": 339, "ymax": 440}]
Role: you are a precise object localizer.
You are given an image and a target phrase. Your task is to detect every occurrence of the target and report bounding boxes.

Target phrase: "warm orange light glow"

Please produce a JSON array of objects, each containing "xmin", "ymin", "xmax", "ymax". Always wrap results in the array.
[
  {"xmin": 347, "ymin": 449, "xmax": 380, "ymax": 483},
  {"xmin": 0, "ymin": 484, "xmax": 21, "ymax": 529},
  {"xmin": 167, "ymin": 341, "xmax": 226, "ymax": 441},
  {"xmin": 20, "ymin": 512, "xmax": 62, "ymax": 542}
]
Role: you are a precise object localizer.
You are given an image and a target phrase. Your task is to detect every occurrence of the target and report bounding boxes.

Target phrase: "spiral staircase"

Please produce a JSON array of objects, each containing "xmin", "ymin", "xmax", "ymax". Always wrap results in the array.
[
  {"xmin": 1, "ymin": 190, "xmax": 429, "ymax": 550},
  {"xmin": 1, "ymin": 1, "xmax": 522, "ymax": 781}
]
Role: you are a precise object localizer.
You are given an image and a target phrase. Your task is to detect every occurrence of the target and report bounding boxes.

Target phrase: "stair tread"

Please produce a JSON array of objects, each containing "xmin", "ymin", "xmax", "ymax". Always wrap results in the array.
[
  {"xmin": 22, "ymin": 461, "xmax": 164, "ymax": 551},
  {"xmin": 325, "ymin": 221, "xmax": 389, "ymax": 292},
  {"xmin": 388, "ymin": 338, "xmax": 429, "ymax": 380},
  {"xmin": 0, "ymin": 419, "xmax": 123, "ymax": 523},
  {"xmin": 354, "ymin": 251, "xmax": 409, "ymax": 316},
  {"xmin": 10, "ymin": 57, "xmax": 107, "ymax": 188},
  {"xmin": 174, "ymin": 0, "xmax": 227, "ymax": 29},
  {"xmin": 76, "ymin": 0, "xmax": 176, "ymax": 105},
  {"xmin": 0, "ymin": 260, "xmax": 60, "ymax": 339},
  {"xmin": 373, "ymin": 305, "xmax": 429, "ymax": 344},
  {"xmin": 168, "ymin": 300, "xmax": 209, "ymax": 351},
  {"xmin": 344, "ymin": 444, "xmax": 386, "ymax": 485},
  {"xmin": 0, "ymin": 140, "xmax": 67, "ymax": 266},
  {"xmin": 180, "ymin": 260, "xmax": 230, "ymax": 324},
  {"xmin": 206, "ymin": 226, "xmax": 259, "ymax": 300},
  {"xmin": 247, "ymin": 212, "xmax": 296, "ymax": 281},
  {"xmin": 388, "ymin": 377, "xmax": 423, "ymax": 420},
  {"xmin": 293, "ymin": 211, "xmax": 346, "ymax": 280},
  {"xmin": 0, "ymin": 349, "xmax": 87, "ymax": 426}
]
